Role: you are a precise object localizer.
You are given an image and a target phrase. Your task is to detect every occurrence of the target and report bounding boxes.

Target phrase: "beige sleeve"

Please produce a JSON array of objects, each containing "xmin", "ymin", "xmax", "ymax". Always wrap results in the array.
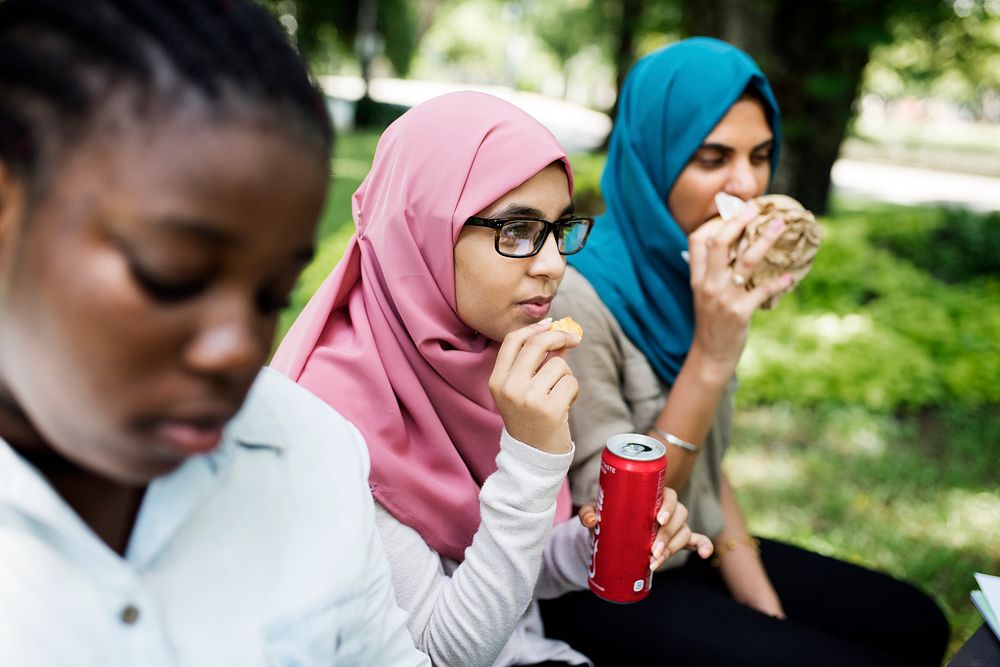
[{"xmin": 551, "ymin": 270, "xmax": 639, "ymax": 508}]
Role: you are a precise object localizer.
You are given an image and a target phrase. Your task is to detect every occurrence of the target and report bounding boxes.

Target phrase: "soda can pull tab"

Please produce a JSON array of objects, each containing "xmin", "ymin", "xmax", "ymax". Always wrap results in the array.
[{"xmin": 714, "ymin": 192, "xmax": 747, "ymax": 221}]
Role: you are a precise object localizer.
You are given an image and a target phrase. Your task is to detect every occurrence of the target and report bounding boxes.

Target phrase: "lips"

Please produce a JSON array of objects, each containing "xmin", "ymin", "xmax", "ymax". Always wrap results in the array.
[
  {"xmin": 146, "ymin": 404, "xmax": 240, "ymax": 457},
  {"xmin": 518, "ymin": 295, "xmax": 553, "ymax": 320},
  {"xmin": 156, "ymin": 419, "xmax": 227, "ymax": 456}
]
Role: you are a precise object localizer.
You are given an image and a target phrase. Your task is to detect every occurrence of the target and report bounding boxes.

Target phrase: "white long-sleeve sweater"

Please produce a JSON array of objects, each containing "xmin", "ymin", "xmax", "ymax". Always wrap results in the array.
[{"xmin": 374, "ymin": 430, "xmax": 594, "ymax": 666}]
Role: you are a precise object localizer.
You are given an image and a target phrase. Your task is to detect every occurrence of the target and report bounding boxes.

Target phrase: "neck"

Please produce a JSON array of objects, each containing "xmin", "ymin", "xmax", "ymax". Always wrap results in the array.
[
  {"xmin": 0, "ymin": 381, "xmax": 145, "ymax": 556},
  {"xmin": 0, "ymin": 382, "xmax": 45, "ymax": 451}
]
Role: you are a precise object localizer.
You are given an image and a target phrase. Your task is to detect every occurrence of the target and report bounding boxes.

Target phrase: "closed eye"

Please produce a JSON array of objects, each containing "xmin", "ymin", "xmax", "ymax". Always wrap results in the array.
[{"xmin": 129, "ymin": 261, "xmax": 210, "ymax": 303}]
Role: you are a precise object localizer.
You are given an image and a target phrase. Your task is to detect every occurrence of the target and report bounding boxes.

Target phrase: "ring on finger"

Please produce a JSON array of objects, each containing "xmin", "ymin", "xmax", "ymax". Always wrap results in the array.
[{"xmin": 731, "ymin": 271, "xmax": 747, "ymax": 288}]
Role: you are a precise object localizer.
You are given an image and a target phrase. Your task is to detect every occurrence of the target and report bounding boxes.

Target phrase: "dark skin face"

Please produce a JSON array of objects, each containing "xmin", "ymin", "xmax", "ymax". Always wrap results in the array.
[{"xmin": 0, "ymin": 108, "xmax": 328, "ymax": 553}]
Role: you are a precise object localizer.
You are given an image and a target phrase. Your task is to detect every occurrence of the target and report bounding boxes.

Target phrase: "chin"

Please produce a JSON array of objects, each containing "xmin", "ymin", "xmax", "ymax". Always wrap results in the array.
[
  {"xmin": 91, "ymin": 447, "xmax": 185, "ymax": 486},
  {"xmin": 486, "ymin": 319, "xmax": 521, "ymax": 343}
]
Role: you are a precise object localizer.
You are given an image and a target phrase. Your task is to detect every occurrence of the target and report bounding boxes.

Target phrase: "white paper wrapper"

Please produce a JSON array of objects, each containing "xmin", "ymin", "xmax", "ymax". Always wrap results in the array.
[{"xmin": 715, "ymin": 192, "xmax": 747, "ymax": 221}]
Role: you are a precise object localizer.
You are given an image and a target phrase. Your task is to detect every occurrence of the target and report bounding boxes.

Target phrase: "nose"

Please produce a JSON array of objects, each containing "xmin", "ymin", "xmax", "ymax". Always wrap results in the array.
[
  {"xmin": 527, "ymin": 231, "xmax": 566, "ymax": 280},
  {"xmin": 183, "ymin": 298, "xmax": 268, "ymax": 383},
  {"xmin": 724, "ymin": 158, "xmax": 761, "ymax": 201}
]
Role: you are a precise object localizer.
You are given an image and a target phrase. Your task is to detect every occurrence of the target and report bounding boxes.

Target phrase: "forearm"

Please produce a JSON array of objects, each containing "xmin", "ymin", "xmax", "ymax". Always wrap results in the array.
[
  {"xmin": 534, "ymin": 517, "xmax": 591, "ymax": 599},
  {"xmin": 715, "ymin": 473, "xmax": 781, "ymax": 610},
  {"xmin": 649, "ymin": 345, "xmax": 731, "ymax": 491},
  {"xmin": 716, "ymin": 471, "xmax": 750, "ymax": 542},
  {"xmin": 362, "ymin": 508, "xmax": 433, "ymax": 667}
]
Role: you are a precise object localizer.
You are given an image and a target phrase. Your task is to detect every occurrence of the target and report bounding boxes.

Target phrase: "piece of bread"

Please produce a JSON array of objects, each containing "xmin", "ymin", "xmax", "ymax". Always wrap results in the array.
[
  {"xmin": 728, "ymin": 194, "xmax": 823, "ymax": 309},
  {"xmin": 551, "ymin": 316, "xmax": 584, "ymax": 338}
]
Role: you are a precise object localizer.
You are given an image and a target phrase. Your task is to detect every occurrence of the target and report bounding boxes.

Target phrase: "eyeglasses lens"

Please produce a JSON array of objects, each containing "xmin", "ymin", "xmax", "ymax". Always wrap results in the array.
[
  {"xmin": 559, "ymin": 221, "xmax": 589, "ymax": 254},
  {"xmin": 498, "ymin": 220, "xmax": 546, "ymax": 256}
]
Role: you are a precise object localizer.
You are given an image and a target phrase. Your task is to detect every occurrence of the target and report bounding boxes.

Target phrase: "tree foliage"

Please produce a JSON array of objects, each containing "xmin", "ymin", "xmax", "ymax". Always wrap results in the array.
[
  {"xmin": 266, "ymin": 0, "xmax": 997, "ymax": 211},
  {"xmin": 262, "ymin": 0, "xmax": 420, "ymax": 76},
  {"xmin": 865, "ymin": 2, "xmax": 1000, "ymax": 118}
]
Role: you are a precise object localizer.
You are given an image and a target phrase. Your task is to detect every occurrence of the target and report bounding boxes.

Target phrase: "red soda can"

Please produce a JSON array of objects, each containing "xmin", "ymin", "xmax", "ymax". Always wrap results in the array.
[{"xmin": 587, "ymin": 433, "xmax": 667, "ymax": 603}]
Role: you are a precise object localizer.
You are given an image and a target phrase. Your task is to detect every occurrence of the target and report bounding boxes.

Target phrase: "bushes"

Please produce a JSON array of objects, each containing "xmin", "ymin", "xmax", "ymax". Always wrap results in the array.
[
  {"xmin": 738, "ymin": 201, "xmax": 1000, "ymax": 411},
  {"xmin": 867, "ymin": 206, "xmax": 1000, "ymax": 283},
  {"xmin": 353, "ymin": 96, "xmax": 409, "ymax": 129}
]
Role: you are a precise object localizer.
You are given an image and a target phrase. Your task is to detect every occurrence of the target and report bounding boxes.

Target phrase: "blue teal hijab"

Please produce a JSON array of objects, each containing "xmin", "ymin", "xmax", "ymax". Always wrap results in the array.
[{"xmin": 569, "ymin": 38, "xmax": 781, "ymax": 384}]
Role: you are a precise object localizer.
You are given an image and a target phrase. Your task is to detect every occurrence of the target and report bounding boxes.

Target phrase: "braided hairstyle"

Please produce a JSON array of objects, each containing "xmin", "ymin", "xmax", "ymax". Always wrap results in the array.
[{"xmin": 0, "ymin": 0, "xmax": 332, "ymax": 195}]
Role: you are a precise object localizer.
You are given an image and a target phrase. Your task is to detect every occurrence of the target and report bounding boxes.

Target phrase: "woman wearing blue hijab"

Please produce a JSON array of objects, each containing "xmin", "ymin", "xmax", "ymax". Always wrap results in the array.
[{"xmin": 541, "ymin": 38, "xmax": 949, "ymax": 666}]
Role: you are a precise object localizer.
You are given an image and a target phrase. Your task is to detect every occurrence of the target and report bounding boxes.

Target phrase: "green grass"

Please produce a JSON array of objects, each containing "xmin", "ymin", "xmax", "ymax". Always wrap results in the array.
[
  {"xmin": 729, "ymin": 404, "xmax": 1000, "ymax": 658},
  {"xmin": 276, "ymin": 130, "xmax": 380, "ymax": 343},
  {"xmin": 318, "ymin": 129, "xmax": 382, "ymax": 239},
  {"xmin": 281, "ymin": 131, "xmax": 998, "ymax": 660}
]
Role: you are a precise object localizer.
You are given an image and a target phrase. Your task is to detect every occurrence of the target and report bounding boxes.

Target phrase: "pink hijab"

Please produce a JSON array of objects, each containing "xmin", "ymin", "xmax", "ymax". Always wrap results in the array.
[{"xmin": 271, "ymin": 92, "xmax": 573, "ymax": 562}]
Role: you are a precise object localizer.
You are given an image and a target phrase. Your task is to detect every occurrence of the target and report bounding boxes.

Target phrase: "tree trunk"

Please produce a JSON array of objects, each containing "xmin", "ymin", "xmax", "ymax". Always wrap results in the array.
[
  {"xmin": 681, "ymin": 0, "xmax": 895, "ymax": 215},
  {"xmin": 356, "ymin": 0, "xmax": 379, "ymax": 95},
  {"xmin": 607, "ymin": 0, "xmax": 644, "ymax": 123}
]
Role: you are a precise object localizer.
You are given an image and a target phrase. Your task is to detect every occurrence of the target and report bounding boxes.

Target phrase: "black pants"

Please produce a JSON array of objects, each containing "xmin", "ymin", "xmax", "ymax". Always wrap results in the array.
[{"xmin": 538, "ymin": 538, "xmax": 949, "ymax": 667}]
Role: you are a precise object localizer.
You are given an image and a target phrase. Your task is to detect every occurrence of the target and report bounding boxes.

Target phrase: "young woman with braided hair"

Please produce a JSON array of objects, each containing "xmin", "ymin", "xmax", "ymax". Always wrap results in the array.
[{"xmin": 0, "ymin": 0, "xmax": 426, "ymax": 664}]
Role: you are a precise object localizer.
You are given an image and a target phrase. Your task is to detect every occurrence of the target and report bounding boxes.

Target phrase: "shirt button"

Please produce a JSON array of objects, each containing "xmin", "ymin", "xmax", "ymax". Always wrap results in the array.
[{"xmin": 120, "ymin": 605, "xmax": 140, "ymax": 625}]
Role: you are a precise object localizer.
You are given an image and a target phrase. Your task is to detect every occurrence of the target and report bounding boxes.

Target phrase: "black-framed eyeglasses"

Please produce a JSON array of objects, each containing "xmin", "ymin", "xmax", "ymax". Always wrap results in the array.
[{"xmin": 465, "ymin": 216, "xmax": 595, "ymax": 258}]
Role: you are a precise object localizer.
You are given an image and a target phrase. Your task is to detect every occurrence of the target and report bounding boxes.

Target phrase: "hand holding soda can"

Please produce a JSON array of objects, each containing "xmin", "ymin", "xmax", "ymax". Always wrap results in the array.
[{"xmin": 583, "ymin": 433, "xmax": 714, "ymax": 604}]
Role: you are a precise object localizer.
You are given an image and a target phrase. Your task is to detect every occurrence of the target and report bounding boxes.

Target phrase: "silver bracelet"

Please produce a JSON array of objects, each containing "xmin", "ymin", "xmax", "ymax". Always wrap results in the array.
[{"xmin": 654, "ymin": 428, "xmax": 701, "ymax": 452}]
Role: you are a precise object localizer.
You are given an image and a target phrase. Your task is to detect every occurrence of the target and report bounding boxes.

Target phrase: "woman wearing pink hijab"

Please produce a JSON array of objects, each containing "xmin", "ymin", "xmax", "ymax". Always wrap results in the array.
[{"xmin": 272, "ymin": 92, "xmax": 712, "ymax": 666}]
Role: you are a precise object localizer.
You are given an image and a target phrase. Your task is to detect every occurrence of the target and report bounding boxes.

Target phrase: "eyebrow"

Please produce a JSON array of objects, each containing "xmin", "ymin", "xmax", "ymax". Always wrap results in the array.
[
  {"xmin": 698, "ymin": 138, "xmax": 775, "ymax": 154},
  {"xmin": 151, "ymin": 216, "xmax": 315, "ymax": 263},
  {"xmin": 489, "ymin": 202, "xmax": 576, "ymax": 219}
]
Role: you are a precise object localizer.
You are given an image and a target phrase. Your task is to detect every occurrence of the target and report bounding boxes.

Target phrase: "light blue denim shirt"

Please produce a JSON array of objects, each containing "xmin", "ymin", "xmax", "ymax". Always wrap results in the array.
[{"xmin": 0, "ymin": 368, "xmax": 429, "ymax": 667}]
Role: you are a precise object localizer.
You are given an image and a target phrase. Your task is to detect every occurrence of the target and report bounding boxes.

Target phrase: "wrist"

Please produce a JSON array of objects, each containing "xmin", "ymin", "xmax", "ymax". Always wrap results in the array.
[
  {"xmin": 684, "ymin": 344, "xmax": 735, "ymax": 389},
  {"xmin": 710, "ymin": 534, "xmax": 760, "ymax": 569},
  {"xmin": 652, "ymin": 427, "xmax": 701, "ymax": 453},
  {"xmin": 504, "ymin": 424, "xmax": 572, "ymax": 455}
]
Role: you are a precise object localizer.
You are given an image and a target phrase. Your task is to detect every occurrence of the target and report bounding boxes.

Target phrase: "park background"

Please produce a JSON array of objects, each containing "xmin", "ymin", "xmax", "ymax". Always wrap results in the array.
[{"xmin": 264, "ymin": 0, "xmax": 1000, "ymax": 658}]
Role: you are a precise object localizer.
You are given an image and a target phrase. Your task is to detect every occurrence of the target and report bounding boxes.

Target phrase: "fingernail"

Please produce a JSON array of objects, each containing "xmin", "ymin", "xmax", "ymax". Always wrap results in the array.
[
  {"xmin": 652, "ymin": 540, "xmax": 665, "ymax": 558},
  {"xmin": 769, "ymin": 218, "xmax": 786, "ymax": 233},
  {"xmin": 537, "ymin": 317, "xmax": 553, "ymax": 327},
  {"xmin": 657, "ymin": 509, "xmax": 670, "ymax": 525},
  {"xmin": 781, "ymin": 273, "xmax": 793, "ymax": 286}
]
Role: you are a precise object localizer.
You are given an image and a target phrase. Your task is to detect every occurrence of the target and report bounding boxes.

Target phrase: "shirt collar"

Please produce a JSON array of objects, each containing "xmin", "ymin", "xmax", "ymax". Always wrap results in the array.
[
  {"xmin": 0, "ymin": 436, "xmax": 74, "ymax": 526},
  {"xmin": 0, "ymin": 370, "xmax": 288, "ymax": 527},
  {"xmin": 221, "ymin": 371, "xmax": 288, "ymax": 454}
]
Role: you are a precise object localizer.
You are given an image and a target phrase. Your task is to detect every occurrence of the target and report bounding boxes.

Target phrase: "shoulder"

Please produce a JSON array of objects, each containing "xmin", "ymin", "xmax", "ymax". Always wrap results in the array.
[
  {"xmin": 553, "ymin": 268, "xmax": 620, "ymax": 342},
  {"xmin": 233, "ymin": 367, "xmax": 370, "ymax": 478},
  {"xmin": 553, "ymin": 266, "xmax": 601, "ymax": 314},
  {"xmin": 553, "ymin": 266, "xmax": 627, "ymax": 367}
]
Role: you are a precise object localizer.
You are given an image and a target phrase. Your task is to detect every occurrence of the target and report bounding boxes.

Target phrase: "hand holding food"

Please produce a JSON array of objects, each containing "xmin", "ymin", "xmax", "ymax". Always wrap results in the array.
[
  {"xmin": 489, "ymin": 318, "xmax": 581, "ymax": 455},
  {"xmin": 550, "ymin": 316, "xmax": 584, "ymax": 339},
  {"xmin": 718, "ymin": 193, "xmax": 823, "ymax": 309}
]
